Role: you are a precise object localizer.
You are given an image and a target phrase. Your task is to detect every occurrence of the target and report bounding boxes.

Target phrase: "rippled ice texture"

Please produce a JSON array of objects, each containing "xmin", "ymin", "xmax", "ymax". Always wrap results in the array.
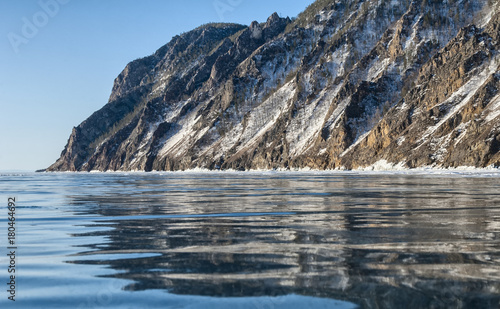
[{"xmin": 1, "ymin": 170, "xmax": 500, "ymax": 308}]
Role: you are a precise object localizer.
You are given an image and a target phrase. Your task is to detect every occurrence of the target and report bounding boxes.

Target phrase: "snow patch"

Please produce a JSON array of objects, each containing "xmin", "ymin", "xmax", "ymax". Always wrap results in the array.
[
  {"xmin": 287, "ymin": 84, "xmax": 342, "ymax": 156},
  {"xmin": 453, "ymin": 121, "xmax": 471, "ymax": 146},
  {"xmin": 340, "ymin": 131, "xmax": 371, "ymax": 157},
  {"xmin": 403, "ymin": 14, "xmax": 422, "ymax": 51},
  {"xmin": 477, "ymin": 4, "xmax": 496, "ymax": 28},
  {"xmin": 318, "ymin": 9, "xmax": 334, "ymax": 23},
  {"xmin": 418, "ymin": 54, "xmax": 500, "ymax": 145},
  {"xmin": 318, "ymin": 147, "xmax": 328, "ymax": 155},
  {"xmin": 157, "ymin": 100, "xmax": 206, "ymax": 158},
  {"xmin": 430, "ymin": 131, "xmax": 454, "ymax": 163},
  {"xmin": 231, "ymin": 82, "xmax": 295, "ymax": 154},
  {"xmin": 324, "ymin": 96, "xmax": 351, "ymax": 131},
  {"xmin": 357, "ymin": 160, "xmax": 407, "ymax": 171},
  {"xmin": 367, "ymin": 57, "xmax": 390, "ymax": 81},
  {"xmin": 484, "ymin": 93, "xmax": 500, "ymax": 123},
  {"xmin": 397, "ymin": 136, "xmax": 406, "ymax": 146}
]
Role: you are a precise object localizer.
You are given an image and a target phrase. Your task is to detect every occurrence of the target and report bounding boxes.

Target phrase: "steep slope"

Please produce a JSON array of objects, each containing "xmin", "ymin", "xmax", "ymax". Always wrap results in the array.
[
  {"xmin": 341, "ymin": 12, "xmax": 500, "ymax": 168},
  {"xmin": 47, "ymin": 0, "xmax": 500, "ymax": 171}
]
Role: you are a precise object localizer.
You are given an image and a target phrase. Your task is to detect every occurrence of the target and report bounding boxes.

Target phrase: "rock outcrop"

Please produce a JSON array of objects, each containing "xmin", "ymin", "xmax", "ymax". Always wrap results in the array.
[{"xmin": 47, "ymin": 0, "xmax": 500, "ymax": 171}]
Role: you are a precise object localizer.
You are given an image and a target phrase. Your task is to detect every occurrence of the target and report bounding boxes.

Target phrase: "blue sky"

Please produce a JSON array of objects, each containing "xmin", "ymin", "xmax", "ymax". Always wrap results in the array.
[{"xmin": 0, "ymin": 0, "xmax": 313, "ymax": 171}]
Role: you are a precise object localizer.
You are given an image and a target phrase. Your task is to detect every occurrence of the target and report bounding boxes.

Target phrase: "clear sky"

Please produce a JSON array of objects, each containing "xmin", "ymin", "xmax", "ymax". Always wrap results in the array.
[{"xmin": 0, "ymin": 0, "xmax": 313, "ymax": 171}]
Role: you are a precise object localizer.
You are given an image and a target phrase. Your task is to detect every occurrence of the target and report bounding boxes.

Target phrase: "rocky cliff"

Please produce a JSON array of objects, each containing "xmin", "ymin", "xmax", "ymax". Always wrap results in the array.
[{"xmin": 47, "ymin": 0, "xmax": 500, "ymax": 171}]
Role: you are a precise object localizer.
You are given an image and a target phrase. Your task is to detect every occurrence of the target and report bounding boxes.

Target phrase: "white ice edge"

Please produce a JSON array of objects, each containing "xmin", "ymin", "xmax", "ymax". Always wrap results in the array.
[{"xmin": 24, "ymin": 161, "xmax": 500, "ymax": 178}]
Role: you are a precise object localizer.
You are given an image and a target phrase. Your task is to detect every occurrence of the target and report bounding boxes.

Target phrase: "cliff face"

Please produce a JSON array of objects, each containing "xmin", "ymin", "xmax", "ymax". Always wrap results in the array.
[{"xmin": 48, "ymin": 0, "xmax": 500, "ymax": 172}]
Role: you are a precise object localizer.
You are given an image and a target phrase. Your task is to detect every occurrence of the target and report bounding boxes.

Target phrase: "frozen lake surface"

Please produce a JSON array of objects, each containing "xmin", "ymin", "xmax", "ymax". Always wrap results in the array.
[{"xmin": 1, "ymin": 170, "xmax": 500, "ymax": 308}]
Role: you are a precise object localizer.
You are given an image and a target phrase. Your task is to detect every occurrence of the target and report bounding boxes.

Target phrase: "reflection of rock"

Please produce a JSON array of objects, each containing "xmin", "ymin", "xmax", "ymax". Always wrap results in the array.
[
  {"xmin": 66, "ymin": 174, "xmax": 500, "ymax": 308},
  {"xmin": 47, "ymin": 1, "xmax": 500, "ymax": 172}
]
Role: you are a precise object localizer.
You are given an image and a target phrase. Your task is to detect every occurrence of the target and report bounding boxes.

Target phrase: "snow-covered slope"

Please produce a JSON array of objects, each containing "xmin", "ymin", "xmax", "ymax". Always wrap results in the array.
[{"xmin": 47, "ymin": 0, "xmax": 500, "ymax": 171}]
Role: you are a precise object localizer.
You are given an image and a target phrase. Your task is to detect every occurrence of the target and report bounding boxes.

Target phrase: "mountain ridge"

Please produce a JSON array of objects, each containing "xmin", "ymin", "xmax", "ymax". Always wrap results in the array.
[{"xmin": 47, "ymin": 0, "xmax": 500, "ymax": 172}]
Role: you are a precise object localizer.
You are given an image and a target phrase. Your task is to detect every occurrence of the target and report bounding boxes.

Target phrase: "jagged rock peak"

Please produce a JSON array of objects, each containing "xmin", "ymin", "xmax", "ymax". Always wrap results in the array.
[
  {"xmin": 249, "ymin": 21, "xmax": 262, "ymax": 39},
  {"xmin": 267, "ymin": 12, "xmax": 281, "ymax": 25}
]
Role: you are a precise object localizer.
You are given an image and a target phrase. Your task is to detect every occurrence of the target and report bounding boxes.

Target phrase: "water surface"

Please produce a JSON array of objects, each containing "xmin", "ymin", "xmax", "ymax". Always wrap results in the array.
[{"xmin": 1, "ymin": 171, "xmax": 500, "ymax": 308}]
